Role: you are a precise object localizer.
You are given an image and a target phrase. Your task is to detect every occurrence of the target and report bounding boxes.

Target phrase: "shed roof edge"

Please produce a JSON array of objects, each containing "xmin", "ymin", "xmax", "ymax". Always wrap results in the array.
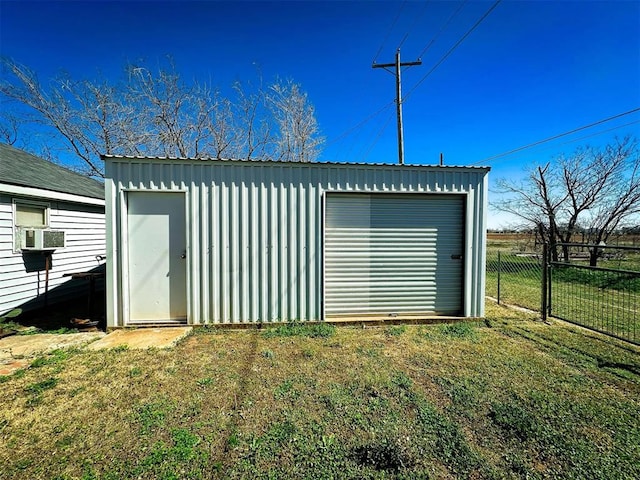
[{"xmin": 100, "ymin": 155, "xmax": 490, "ymax": 171}]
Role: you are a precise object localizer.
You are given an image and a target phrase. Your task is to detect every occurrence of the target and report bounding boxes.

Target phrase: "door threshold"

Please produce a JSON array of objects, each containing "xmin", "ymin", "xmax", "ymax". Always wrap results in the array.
[{"xmin": 127, "ymin": 320, "xmax": 188, "ymax": 328}]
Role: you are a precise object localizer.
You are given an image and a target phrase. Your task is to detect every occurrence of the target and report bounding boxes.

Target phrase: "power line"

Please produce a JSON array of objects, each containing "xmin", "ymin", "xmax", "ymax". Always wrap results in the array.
[
  {"xmin": 397, "ymin": 1, "xmax": 431, "ymax": 51},
  {"xmin": 557, "ymin": 119, "xmax": 640, "ymax": 147},
  {"xmin": 417, "ymin": 0, "xmax": 468, "ymax": 60},
  {"xmin": 404, "ymin": 0, "xmax": 502, "ymax": 102},
  {"xmin": 480, "ymin": 120, "xmax": 640, "ymax": 166},
  {"xmin": 372, "ymin": 1, "xmax": 407, "ymax": 65},
  {"xmin": 330, "ymin": 0, "xmax": 497, "ymax": 161},
  {"xmin": 324, "ymin": 100, "xmax": 395, "ymax": 149},
  {"xmin": 362, "ymin": 109, "xmax": 395, "ymax": 162},
  {"xmin": 470, "ymin": 107, "xmax": 640, "ymax": 165}
]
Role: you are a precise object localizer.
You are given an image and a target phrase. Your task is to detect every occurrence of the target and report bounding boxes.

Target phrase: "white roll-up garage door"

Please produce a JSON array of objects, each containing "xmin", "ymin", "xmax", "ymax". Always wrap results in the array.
[{"xmin": 325, "ymin": 193, "xmax": 465, "ymax": 317}]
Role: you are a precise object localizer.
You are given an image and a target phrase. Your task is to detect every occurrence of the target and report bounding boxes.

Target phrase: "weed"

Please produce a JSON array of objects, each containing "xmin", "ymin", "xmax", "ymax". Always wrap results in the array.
[
  {"xmin": 134, "ymin": 398, "xmax": 173, "ymax": 435},
  {"xmin": 261, "ymin": 349, "xmax": 275, "ymax": 359},
  {"xmin": 391, "ymin": 371, "xmax": 413, "ymax": 391},
  {"xmin": 438, "ymin": 321, "xmax": 478, "ymax": 339},
  {"xmin": 47, "ymin": 327, "xmax": 80, "ymax": 334},
  {"xmin": 0, "ymin": 308, "xmax": 22, "ymax": 331},
  {"xmin": 111, "ymin": 344, "xmax": 129, "ymax": 352},
  {"xmin": 139, "ymin": 441, "xmax": 169, "ymax": 468},
  {"xmin": 385, "ymin": 325, "xmax": 407, "ymax": 337},
  {"xmin": 227, "ymin": 429, "xmax": 240, "ymax": 448},
  {"xmin": 17, "ymin": 329, "xmax": 39, "ymax": 336},
  {"xmin": 353, "ymin": 436, "xmax": 413, "ymax": 472},
  {"xmin": 436, "ymin": 376, "xmax": 479, "ymax": 412},
  {"xmin": 128, "ymin": 366, "xmax": 142, "ymax": 377},
  {"xmin": 170, "ymin": 428, "xmax": 201, "ymax": 461},
  {"xmin": 196, "ymin": 377, "xmax": 214, "ymax": 387},
  {"xmin": 0, "ymin": 369, "xmax": 26, "ymax": 384},
  {"xmin": 24, "ymin": 377, "xmax": 59, "ymax": 395},
  {"xmin": 413, "ymin": 394, "xmax": 482, "ymax": 475},
  {"xmin": 31, "ymin": 349, "xmax": 72, "ymax": 368},
  {"xmin": 69, "ymin": 386, "xmax": 86, "ymax": 397},
  {"xmin": 266, "ymin": 420, "xmax": 297, "ymax": 444},
  {"xmin": 356, "ymin": 346, "xmax": 381, "ymax": 358},
  {"xmin": 262, "ymin": 321, "xmax": 335, "ymax": 338},
  {"xmin": 55, "ymin": 434, "xmax": 76, "ymax": 449},
  {"xmin": 489, "ymin": 399, "xmax": 540, "ymax": 441},
  {"xmin": 14, "ymin": 459, "xmax": 32, "ymax": 470},
  {"xmin": 274, "ymin": 379, "xmax": 299, "ymax": 400}
]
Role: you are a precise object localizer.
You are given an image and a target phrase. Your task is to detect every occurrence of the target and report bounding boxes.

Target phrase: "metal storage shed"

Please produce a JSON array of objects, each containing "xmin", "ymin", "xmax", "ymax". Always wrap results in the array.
[{"xmin": 103, "ymin": 156, "xmax": 489, "ymax": 327}]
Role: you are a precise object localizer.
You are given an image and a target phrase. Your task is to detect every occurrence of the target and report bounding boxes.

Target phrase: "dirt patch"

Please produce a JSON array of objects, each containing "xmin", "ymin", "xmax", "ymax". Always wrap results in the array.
[
  {"xmin": 0, "ymin": 359, "xmax": 30, "ymax": 376},
  {"xmin": 0, "ymin": 332, "xmax": 105, "ymax": 374},
  {"xmin": 86, "ymin": 327, "xmax": 192, "ymax": 350}
]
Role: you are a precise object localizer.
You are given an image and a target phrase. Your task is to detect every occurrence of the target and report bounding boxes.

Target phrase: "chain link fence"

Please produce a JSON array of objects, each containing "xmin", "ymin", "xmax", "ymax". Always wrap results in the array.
[{"xmin": 486, "ymin": 247, "xmax": 543, "ymax": 311}]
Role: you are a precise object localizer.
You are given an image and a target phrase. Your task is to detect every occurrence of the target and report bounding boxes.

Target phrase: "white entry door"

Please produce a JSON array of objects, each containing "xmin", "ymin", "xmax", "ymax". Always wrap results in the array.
[{"xmin": 127, "ymin": 191, "xmax": 187, "ymax": 323}]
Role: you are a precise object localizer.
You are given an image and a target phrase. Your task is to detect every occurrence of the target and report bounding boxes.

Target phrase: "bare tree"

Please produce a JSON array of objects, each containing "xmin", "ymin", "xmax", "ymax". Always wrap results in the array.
[
  {"xmin": 0, "ymin": 57, "xmax": 324, "ymax": 176},
  {"xmin": 495, "ymin": 136, "xmax": 640, "ymax": 265},
  {"xmin": 267, "ymin": 79, "xmax": 323, "ymax": 162},
  {"xmin": 495, "ymin": 163, "xmax": 567, "ymax": 261},
  {"xmin": 232, "ymin": 79, "xmax": 271, "ymax": 160},
  {"xmin": 207, "ymin": 93, "xmax": 235, "ymax": 159},
  {"xmin": 0, "ymin": 108, "xmax": 19, "ymax": 145},
  {"xmin": 580, "ymin": 140, "xmax": 640, "ymax": 264}
]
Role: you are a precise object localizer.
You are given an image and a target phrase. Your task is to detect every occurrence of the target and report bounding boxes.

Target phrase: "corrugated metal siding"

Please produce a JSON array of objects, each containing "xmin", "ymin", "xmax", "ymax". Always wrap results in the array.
[
  {"xmin": 0, "ymin": 194, "xmax": 106, "ymax": 315},
  {"xmin": 106, "ymin": 159, "xmax": 489, "ymax": 325},
  {"xmin": 325, "ymin": 193, "xmax": 464, "ymax": 316}
]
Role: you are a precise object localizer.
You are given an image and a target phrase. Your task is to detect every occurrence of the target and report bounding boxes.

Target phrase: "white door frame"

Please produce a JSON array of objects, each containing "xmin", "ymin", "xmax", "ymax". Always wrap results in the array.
[{"xmin": 120, "ymin": 189, "xmax": 190, "ymax": 325}]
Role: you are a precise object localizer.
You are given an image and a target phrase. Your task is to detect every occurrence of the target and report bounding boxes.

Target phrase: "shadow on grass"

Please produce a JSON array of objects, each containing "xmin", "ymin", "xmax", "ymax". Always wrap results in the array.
[{"xmin": 2, "ymin": 294, "xmax": 106, "ymax": 333}]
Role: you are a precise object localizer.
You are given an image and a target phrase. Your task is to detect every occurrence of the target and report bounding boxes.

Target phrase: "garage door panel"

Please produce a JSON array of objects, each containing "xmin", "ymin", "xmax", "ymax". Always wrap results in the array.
[{"xmin": 325, "ymin": 193, "xmax": 464, "ymax": 316}]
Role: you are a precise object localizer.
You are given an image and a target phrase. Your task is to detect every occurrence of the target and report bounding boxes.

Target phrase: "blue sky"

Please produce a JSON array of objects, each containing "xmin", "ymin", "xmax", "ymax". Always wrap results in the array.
[{"xmin": 1, "ymin": 0, "xmax": 639, "ymax": 227}]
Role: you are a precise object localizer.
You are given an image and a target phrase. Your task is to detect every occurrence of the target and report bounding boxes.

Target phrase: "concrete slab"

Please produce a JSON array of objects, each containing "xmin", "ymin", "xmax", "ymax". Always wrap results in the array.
[
  {"xmin": 87, "ymin": 327, "xmax": 192, "ymax": 350},
  {"xmin": 0, "ymin": 332, "xmax": 105, "ymax": 375}
]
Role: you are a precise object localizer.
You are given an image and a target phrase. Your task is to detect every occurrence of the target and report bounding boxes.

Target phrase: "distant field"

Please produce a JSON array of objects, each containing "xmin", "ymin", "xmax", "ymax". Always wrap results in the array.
[{"xmin": 487, "ymin": 232, "xmax": 640, "ymax": 248}]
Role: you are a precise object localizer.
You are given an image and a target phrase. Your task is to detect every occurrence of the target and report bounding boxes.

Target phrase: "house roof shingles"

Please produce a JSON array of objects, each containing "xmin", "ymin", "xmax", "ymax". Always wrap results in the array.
[{"xmin": 0, "ymin": 143, "xmax": 104, "ymax": 199}]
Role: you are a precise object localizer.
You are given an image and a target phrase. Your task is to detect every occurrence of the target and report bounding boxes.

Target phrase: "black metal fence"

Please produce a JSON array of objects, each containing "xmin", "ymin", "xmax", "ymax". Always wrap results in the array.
[
  {"xmin": 544, "ymin": 244, "xmax": 640, "ymax": 345},
  {"xmin": 486, "ymin": 242, "xmax": 640, "ymax": 345}
]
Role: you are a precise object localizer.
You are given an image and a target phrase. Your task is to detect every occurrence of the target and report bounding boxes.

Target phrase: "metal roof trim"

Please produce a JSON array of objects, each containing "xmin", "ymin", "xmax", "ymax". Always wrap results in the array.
[{"xmin": 100, "ymin": 154, "xmax": 490, "ymax": 171}]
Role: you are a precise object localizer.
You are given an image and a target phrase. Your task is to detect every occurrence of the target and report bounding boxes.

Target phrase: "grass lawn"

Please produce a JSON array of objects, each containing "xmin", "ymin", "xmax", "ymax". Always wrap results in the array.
[
  {"xmin": 1, "ymin": 303, "xmax": 639, "ymax": 479},
  {"xmin": 486, "ymin": 250, "xmax": 543, "ymax": 312},
  {"xmin": 486, "ymin": 271, "xmax": 542, "ymax": 310}
]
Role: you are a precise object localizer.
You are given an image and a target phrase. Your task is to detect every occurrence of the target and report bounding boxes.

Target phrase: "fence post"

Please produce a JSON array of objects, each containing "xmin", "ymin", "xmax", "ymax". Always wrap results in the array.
[
  {"xmin": 541, "ymin": 243, "xmax": 548, "ymax": 322},
  {"xmin": 497, "ymin": 251, "xmax": 501, "ymax": 305}
]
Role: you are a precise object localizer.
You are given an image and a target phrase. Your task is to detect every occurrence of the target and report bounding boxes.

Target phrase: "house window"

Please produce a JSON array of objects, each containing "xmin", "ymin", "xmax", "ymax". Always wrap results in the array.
[
  {"xmin": 13, "ymin": 200, "xmax": 50, "ymax": 251},
  {"xmin": 15, "ymin": 203, "xmax": 48, "ymax": 227}
]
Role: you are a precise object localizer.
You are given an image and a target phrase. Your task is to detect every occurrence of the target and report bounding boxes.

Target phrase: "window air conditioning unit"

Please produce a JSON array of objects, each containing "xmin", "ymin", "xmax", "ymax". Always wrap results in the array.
[{"xmin": 20, "ymin": 229, "xmax": 65, "ymax": 251}]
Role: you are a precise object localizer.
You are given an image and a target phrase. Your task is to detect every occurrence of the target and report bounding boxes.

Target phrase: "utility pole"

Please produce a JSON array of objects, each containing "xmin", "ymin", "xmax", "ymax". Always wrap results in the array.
[{"xmin": 372, "ymin": 49, "xmax": 421, "ymax": 165}]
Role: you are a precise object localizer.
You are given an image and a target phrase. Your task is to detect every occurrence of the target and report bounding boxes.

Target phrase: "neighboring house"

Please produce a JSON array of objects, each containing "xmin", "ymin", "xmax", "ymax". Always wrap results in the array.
[
  {"xmin": 0, "ymin": 143, "xmax": 105, "ymax": 316},
  {"xmin": 104, "ymin": 155, "xmax": 489, "ymax": 327}
]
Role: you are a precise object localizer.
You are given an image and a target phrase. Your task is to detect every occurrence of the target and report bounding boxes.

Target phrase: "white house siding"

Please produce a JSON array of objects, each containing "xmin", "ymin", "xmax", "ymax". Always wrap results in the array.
[
  {"xmin": 106, "ymin": 158, "xmax": 489, "ymax": 326},
  {"xmin": 0, "ymin": 193, "xmax": 105, "ymax": 315}
]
